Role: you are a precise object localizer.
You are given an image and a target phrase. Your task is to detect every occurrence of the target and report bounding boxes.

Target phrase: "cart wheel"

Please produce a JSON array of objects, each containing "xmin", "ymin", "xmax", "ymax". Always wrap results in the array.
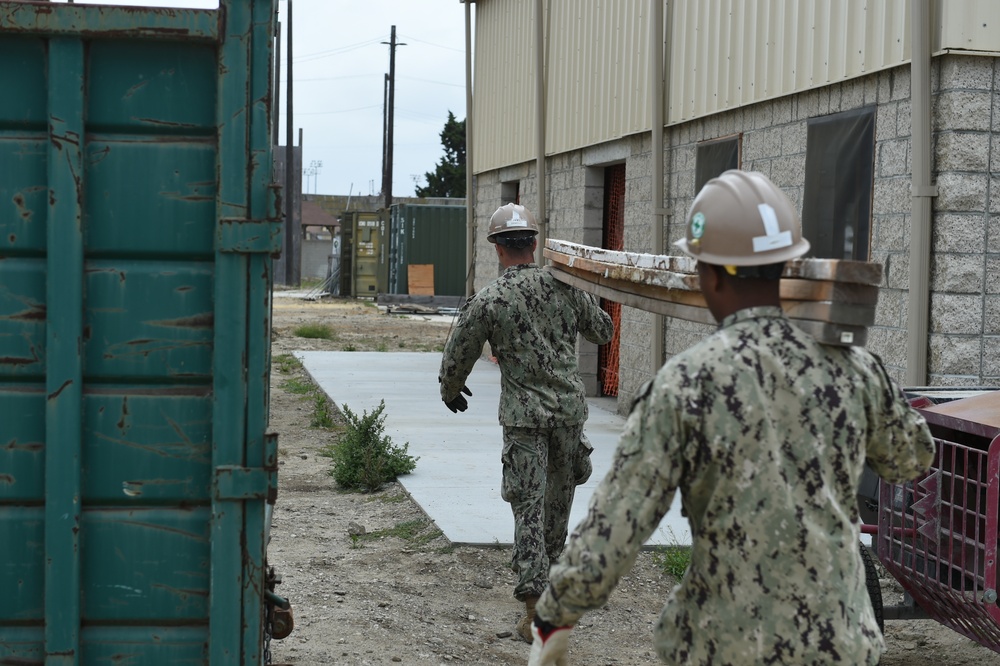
[{"xmin": 860, "ymin": 542, "xmax": 884, "ymax": 634}]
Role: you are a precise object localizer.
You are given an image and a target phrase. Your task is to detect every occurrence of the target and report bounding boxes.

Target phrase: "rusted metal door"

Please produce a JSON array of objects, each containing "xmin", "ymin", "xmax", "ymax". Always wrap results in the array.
[{"xmin": 0, "ymin": 1, "xmax": 279, "ymax": 664}]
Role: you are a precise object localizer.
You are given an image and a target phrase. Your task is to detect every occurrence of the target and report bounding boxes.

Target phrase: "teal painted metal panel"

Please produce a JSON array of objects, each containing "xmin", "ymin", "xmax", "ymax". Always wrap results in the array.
[
  {"xmin": 85, "ymin": 140, "xmax": 217, "ymax": 256},
  {"xmin": 1, "ymin": 506, "xmax": 44, "ymax": 620},
  {"xmin": 0, "ymin": 258, "xmax": 46, "ymax": 375},
  {"xmin": 0, "ymin": 2, "xmax": 279, "ymax": 664},
  {"xmin": 0, "ymin": 36, "xmax": 46, "ymax": 126},
  {"xmin": 390, "ymin": 203, "xmax": 468, "ymax": 296},
  {"xmin": 88, "ymin": 42, "xmax": 217, "ymax": 133},
  {"xmin": 45, "ymin": 36, "xmax": 86, "ymax": 666},
  {"xmin": 81, "ymin": 508, "xmax": 211, "ymax": 621},
  {"xmin": 82, "ymin": 392, "xmax": 213, "ymax": 503},
  {"xmin": 0, "ymin": 389, "xmax": 45, "ymax": 500},
  {"xmin": 84, "ymin": 260, "xmax": 215, "ymax": 380},
  {"xmin": 0, "ymin": 136, "xmax": 47, "ymax": 252}
]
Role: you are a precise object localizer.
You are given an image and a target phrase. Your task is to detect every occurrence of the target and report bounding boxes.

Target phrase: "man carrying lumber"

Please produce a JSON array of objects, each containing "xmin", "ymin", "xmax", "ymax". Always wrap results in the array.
[
  {"xmin": 527, "ymin": 170, "xmax": 935, "ymax": 665},
  {"xmin": 438, "ymin": 203, "xmax": 614, "ymax": 643}
]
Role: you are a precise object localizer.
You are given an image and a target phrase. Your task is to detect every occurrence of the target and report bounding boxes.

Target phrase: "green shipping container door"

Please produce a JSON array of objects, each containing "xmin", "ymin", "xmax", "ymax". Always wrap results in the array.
[
  {"xmin": 389, "ymin": 204, "xmax": 467, "ymax": 297},
  {"xmin": 0, "ymin": 2, "xmax": 280, "ymax": 665}
]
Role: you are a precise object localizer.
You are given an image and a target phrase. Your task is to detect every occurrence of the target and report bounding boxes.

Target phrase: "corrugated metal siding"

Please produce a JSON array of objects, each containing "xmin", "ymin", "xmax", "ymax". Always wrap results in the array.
[
  {"xmin": 471, "ymin": 0, "xmax": 998, "ymax": 175},
  {"xmin": 936, "ymin": 0, "xmax": 1000, "ymax": 53},
  {"xmin": 473, "ymin": 0, "xmax": 651, "ymax": 174},
  {"xmin": 472, "ymin": 0, "xmax": 536, "ymax": 174},
  {"xmin": 546, "ymin": 0, "xmax": 651, "ymax": 155},
  {"xmin": 668, "ymin": 0, "xmax": 910, "ymax": 124}
]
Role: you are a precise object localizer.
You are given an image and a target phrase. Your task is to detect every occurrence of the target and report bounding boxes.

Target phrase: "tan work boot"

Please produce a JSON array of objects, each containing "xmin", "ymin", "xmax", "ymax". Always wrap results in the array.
[{"xmin": 516, "ymin": 595, "xmax": 539, "ymax": 643}]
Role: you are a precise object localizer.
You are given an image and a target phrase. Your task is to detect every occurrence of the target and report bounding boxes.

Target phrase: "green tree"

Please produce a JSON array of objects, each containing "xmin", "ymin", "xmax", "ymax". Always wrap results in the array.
[{"xmin": 416, "ymin": 111, "xmax": 466, "ymax": 198}]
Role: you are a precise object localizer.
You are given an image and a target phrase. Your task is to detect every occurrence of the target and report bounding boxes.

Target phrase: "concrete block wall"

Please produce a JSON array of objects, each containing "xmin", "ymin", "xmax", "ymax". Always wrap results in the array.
[{"xmin": 925, "ymin": 55, "xmax": 1000, "ymax": 385}]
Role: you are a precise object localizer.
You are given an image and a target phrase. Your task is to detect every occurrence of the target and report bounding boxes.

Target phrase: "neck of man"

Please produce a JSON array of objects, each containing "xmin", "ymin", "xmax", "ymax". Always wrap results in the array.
[{"xmin": 497, "ymin": 247, "xmax": 536, "ymax": 269}]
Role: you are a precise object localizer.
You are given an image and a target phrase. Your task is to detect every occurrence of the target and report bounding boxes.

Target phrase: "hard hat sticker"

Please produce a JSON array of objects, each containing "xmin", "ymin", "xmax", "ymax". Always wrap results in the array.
[
  {"xmin": 507, "ymin": 210, "xmax": 528, "ymax": 227},
  {"xmin": 690, "ymin": 212, "xmax": 705, "ymax": 239},
  {"xmin": 752, "ymin": 203, "xmax": 792, "ymax": 252}
]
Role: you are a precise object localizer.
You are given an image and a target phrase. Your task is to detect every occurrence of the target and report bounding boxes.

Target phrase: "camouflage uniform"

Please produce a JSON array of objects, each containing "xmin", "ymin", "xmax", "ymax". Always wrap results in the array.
[
  {"xmin": 536, "ymin": 306, "xmax": 935, "ymax": 664},
  {"xmin": 439, "ymin": 263, "xmax": 614, "ymax": 600}
]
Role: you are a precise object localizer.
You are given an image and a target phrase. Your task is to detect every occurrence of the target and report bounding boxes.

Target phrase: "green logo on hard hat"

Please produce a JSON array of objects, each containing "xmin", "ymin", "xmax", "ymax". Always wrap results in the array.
[{"xmin": 690, "ymin": 212, "xmax": 705, "ymax": 239}]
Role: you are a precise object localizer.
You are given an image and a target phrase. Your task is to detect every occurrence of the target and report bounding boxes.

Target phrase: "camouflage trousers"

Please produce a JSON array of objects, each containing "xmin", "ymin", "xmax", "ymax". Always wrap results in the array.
[{"xmin": 501, "ymin": 424, "xmax": 582, "ymax": 601}]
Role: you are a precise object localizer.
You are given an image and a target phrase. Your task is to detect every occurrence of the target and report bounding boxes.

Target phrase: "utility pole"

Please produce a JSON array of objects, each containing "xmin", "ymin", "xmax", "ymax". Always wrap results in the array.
[
  {"xmin": 284, "ymin": 0, "xmax": 299, "ymax": 286},
  {"xmin": 381, "ymin": 26, "xmax": 405, "ymax": 211},
  {"xmin": 272, "ymin": 19, "xmax": 281, "ymax": 148}
]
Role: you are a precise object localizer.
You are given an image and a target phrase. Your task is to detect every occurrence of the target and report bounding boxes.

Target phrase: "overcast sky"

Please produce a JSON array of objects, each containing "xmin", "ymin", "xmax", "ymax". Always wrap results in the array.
[{"xmin": 55, "ymin": 0, "xmax": 471, "ymax": 198}]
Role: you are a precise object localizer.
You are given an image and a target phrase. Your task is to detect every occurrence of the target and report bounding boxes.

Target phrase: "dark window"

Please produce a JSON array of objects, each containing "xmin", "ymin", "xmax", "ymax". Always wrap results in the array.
[
  {"xmin": 802, "ymin": 106, "xmax": 876, "ymax": 261},
  {"xmin": 695, "ymin": 135, "xmax": 740, "ymax": 193},
  {"xmin": 501, "ymin": 181, "xmax": 520, "ymax": 205}
]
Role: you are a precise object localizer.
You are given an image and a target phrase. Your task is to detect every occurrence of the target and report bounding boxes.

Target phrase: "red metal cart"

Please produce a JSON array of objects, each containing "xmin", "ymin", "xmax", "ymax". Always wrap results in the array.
[{"xmin": 863, "ymin": 388, "xmax": 1000, "ymax": 652}]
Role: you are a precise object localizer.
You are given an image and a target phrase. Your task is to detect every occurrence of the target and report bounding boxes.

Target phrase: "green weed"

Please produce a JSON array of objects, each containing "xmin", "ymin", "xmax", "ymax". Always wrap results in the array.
[
  {"xmin": 294, "ymin": 323, "xmax": 336, "ymax": 340},
  {"xmin": 273, "ymin": 353, "xmax": 300, "ymax": 373},
  {"xmin": 651, "ymin": 529, "xmax": 692, "ymax": 579},
  {"xmin": 281, "ymin": 377, "xmax": 313, "ymax": 395},
  {"xmin": 310, "ymin": 393, "xmax": 336, "ymax": 428},
  {"xmin": 321, "ymin": 400, "xmax": 418, "ymax": 492},
  {"xmin": 355, "ymin": 519, "xmax": 442, "ymax": 547}
]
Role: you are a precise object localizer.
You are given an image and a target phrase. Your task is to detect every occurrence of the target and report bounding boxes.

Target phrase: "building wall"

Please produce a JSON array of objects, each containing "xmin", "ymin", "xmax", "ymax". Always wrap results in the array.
[
  {"xmin": 471, "ymin": 54, "xmax": 1000, "ymax": 412},
  {"xmin": 302, "ymin": 239, "xmax": 334, "ymax": 281}
]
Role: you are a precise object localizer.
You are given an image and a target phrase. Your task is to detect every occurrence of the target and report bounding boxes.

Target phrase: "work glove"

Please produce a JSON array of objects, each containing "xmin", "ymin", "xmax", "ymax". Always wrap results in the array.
[
  {"xmin": 528, "ymin": 618, "xmax": 572, "ymax": 666},
  {"xmin": 444, "ymin": 385, "xmax": 473, "ymax": 413}
]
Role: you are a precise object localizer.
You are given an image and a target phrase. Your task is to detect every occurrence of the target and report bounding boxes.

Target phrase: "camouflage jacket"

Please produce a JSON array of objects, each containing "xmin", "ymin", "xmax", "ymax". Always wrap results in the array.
[
  {"xmin": 438, "ymin": 264, "xmax": 614, "ymax": 428},
  {"xmin": 537, "ymin": 306, "xmax": 935, "ymax": 665}
]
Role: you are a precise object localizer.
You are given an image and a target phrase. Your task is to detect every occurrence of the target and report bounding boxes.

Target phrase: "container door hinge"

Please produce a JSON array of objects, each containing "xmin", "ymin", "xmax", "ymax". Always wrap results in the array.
[
  {"xmin": 217, "ymin": 215, "xmax": 282, "ymax": 254},
  {"xmin": 215, "ymin": 433, "xmax": 279, "ymax": 501}
]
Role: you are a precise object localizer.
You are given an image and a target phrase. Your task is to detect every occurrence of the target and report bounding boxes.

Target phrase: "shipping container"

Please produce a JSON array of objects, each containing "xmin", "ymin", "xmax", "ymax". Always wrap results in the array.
[
  {"xmin": 389, "ymin": 203, "xmax": 467, "ymax": 297},
  {"xmin": 341, "ymin": 210, "xmax": 387, "ymax": 298},
  {"xmin": 0, "ymin": 1, "xmax": 281, "ymax": 664}
]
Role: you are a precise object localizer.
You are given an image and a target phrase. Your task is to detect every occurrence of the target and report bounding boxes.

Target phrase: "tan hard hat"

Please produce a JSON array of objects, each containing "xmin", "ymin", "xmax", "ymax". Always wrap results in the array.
[
  {"xmin": 487, "ymin": 203, "xmax": 539, "ymax": 243},
  {"xmin": 674, "ymin": 170, "xmax": 810, "ymax": 266}
]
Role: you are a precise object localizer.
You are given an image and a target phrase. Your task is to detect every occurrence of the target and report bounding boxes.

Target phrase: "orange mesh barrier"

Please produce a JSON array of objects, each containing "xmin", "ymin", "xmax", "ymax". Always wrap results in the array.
[{"xmin": 599, "ymin": 165, "xmax": 626, "ymax": 397}]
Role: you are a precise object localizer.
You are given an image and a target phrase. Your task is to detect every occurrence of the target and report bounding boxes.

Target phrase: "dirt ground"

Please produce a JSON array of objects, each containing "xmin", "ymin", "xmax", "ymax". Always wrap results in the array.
[{"xmin": 264, "ymin": 295, "xmax": 1000, "ymax": 665}]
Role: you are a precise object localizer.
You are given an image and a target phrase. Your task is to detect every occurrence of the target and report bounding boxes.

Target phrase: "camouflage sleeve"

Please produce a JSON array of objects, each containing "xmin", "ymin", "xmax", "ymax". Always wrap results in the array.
[
  {"xmin": 438, "ymin": 298, "xmax": 489, "ymax": 402},
  {"xmin": 576, "ymin": 290, "xmax": 614, "ymax": 345},
  {"xmin": 536, "ymin": 376, "xmax": 684, "ymax": 627},
  {"xmin": 862, "ymin": 354, "xmax": 935, "ymax": 483}
]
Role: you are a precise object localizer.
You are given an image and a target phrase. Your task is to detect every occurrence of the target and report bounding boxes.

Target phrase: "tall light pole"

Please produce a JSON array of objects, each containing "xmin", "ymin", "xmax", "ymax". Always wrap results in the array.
[{"xmin": 305, "ymin": 159, "xmax": 322, "ymax": 194}]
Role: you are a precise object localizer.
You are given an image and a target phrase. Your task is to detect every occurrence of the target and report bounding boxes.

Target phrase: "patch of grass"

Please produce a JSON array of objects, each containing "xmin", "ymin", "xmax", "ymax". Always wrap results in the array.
[
  {"xmin": 273, "ymin": 353, "xmax": 300, "ymax": 373},
  {"xmin": 294, "ymin": 323, "xmax": 336, "ymax": 340},
  {"xmin": 651, "ymin": 529, "xmax": 692, "ymax": 579},
  {"xmin": 281, "ymin": 377, "xmax": 313, "ymax": 395},
  {"xmin": 320, "ymin": 400, "xmax": 418, "ymax": 492},
  {"xmin": 341, "ymin": 344, "xmax": 357, "ymax": 352},
  {"xmin": 310, "ymin": 393, "xmax": 336, "ymax": 428},
  {"xmin": 356, "ymin": 519, "xmax": 442, "ymax": 548},
  {"xmin": 375, "ymin": 341, "xmax": 388, "ymax": 352}
]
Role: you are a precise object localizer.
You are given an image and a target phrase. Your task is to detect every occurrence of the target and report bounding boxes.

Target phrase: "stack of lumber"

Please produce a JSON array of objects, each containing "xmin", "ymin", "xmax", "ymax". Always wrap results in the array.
[{"xmin": 543, "ymin": 239, "xmax": 883, "ymax": 347}]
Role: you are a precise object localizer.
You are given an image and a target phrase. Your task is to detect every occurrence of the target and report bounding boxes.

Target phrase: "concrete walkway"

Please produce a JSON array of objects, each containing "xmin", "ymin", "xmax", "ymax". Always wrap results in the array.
[{"xmin": 296, "ymin": 351, "xmax": 690, "ymax": 547}]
